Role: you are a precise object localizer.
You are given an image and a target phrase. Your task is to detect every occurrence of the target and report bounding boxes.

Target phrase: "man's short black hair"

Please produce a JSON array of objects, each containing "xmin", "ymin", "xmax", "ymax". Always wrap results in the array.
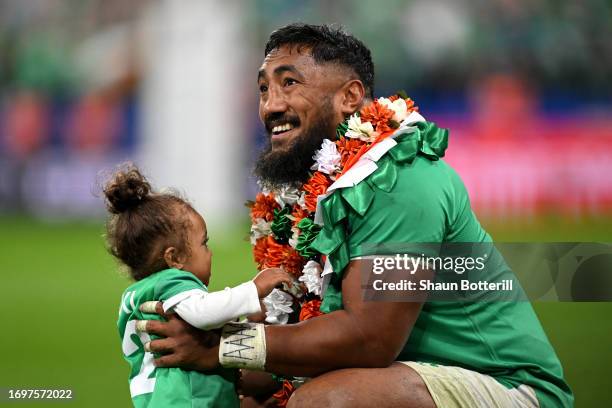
[{"xmin": 264, "ymin": 23, "xmax": 375, "ymax": 98}]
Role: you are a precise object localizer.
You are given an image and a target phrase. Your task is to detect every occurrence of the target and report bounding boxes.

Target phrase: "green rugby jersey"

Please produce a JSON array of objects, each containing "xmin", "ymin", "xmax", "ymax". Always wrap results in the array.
[
  {"xmin": 315, "ymin": 153, "xmax": 574, "ymax": 408},
  {"xmin": 117, "ymin": 268, "xmax": 239, "ymax": 408}
]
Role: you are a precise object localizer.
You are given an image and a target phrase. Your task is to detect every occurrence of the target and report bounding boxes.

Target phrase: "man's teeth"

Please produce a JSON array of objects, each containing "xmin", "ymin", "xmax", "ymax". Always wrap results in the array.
[{"xmin": 272, "ymin": 123, "xmax": 295, "ymax": 134}]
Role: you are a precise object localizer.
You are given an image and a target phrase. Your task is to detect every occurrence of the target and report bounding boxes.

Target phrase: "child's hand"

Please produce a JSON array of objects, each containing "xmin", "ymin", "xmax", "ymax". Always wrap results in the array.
[
  {"xmin": 247, "ymin": 301, "xmax": 267, "ymax": 323},
  {"xmin": 253, "ymin": 268, "xmax": 292, "ymax": 298}
]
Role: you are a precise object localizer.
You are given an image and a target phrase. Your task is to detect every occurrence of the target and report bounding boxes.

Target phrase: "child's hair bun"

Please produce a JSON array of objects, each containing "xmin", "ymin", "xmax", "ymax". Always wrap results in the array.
[{"xmin": 103, "ymin": 164, "xmax": 151, "ymax": 214}]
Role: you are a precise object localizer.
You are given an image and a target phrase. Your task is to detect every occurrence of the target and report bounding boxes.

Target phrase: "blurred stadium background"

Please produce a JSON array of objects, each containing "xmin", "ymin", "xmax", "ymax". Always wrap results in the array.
[{"xmin": 1, "ymin": 0, "xmax": 611, "ymax": 406}]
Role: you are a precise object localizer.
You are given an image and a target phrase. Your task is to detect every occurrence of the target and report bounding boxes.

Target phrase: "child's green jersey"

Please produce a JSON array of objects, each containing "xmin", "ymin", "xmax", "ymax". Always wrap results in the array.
[{"xmin": 117, "ymin": 268, "xmax": 239, "ymax": 408}]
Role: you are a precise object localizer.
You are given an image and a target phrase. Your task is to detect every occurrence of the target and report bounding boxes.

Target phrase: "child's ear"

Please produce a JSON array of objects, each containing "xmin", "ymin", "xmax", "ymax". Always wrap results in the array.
[{"xmin": 163, "ymin": 247, "xmax": 184, "ymax": 270}]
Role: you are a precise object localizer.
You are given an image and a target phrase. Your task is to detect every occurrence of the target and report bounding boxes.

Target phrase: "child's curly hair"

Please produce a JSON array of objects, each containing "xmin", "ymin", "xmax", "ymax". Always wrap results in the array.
[{"xmin": 103, "ymin": 163, "xmax": 195, "ymax": 280}]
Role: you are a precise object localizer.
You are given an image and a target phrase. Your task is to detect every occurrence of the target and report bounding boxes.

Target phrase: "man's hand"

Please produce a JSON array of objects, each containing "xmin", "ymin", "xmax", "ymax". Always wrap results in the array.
[
  {"xmin": 137, "ymin": 301, "xmax": 221, "ymax": 371},
  {"xmin": 253, "ymin": 267, "xmax": 292, "ymax": 297}
]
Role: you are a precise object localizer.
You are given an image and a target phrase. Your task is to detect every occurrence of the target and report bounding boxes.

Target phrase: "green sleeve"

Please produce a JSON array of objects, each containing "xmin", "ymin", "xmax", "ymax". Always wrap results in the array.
[
  {"xmin": 443, "ymin": 163, "xmax": 489, "ymax": 243},
  {"xmin": 153, "ymin": 268, "xmax": 206, "ymax": 301}
]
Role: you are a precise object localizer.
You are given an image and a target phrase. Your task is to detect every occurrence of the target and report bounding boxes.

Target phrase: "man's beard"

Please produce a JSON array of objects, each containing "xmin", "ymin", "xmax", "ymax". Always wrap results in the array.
[{"xmin": 254, "ymin": 103, "xmax": 337, "ymax": 190}]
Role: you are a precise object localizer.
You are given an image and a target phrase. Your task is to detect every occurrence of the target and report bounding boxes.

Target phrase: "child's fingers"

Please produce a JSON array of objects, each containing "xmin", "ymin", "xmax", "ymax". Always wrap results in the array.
[{"xmin": 276, "ymin": 271, "xmax": 293, "ymax": 286}]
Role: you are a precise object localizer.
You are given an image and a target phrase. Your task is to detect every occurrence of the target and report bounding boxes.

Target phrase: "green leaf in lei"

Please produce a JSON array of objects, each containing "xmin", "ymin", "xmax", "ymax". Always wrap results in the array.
[
  {"xmin": 270, "ymin": 206, "xmax": 293, "ymax": 244},
  {"xmin": 295, "ymin": 217, "xmax": 322, "ymax": 259}
]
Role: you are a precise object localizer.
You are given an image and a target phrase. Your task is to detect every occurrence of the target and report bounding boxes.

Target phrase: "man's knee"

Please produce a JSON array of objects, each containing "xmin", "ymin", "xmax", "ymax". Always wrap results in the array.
[
  {"xmin": 285, "ymin": 364, "xmax": 436, "ymax": 408},
  {"xmin": 286, "ymin": 382, "xmax": 351, "ymax": 408}
]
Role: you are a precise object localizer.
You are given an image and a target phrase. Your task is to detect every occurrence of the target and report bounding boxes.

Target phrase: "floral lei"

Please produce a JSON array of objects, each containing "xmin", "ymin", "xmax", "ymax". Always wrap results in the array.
[{"xmin": 247, "ymin": 92, "xmax": 418, "ymax": 406}]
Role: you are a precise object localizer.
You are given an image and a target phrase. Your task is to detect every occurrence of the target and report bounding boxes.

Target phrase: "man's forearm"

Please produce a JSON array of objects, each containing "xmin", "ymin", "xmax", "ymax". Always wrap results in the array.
[
  {"xmin": 260, "ymin": 260, "xmax": 426, "ymax": 377},
  {"xmin": 264, "ymin": 309, "xmax": 402, "ymax": 377},
  {"xmin": 213, "ymin": 260, "xmax": 426, "ymax": 376}
]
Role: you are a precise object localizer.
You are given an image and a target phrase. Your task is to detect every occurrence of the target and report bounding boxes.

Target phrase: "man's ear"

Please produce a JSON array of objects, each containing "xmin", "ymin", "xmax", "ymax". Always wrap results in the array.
[
  {"xmin": 163, "ymin": 247, "xmax": 184, "ymax": 270},
  {"xmin": 338, "ymin": 79, "xmax": 366, "ymax": 117}
]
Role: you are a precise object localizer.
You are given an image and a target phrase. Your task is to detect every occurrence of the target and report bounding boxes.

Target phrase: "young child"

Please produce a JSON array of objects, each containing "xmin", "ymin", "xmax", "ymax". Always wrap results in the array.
[{"xmin": 104, "ymin": 164, "xmax": 290, "ymax": 408}]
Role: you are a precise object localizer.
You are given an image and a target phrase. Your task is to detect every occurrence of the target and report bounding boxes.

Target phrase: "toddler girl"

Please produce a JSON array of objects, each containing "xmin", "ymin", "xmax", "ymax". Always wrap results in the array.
[{"xmin": 104, "ymin": 164, "xmax": 290, "ymax": 408}]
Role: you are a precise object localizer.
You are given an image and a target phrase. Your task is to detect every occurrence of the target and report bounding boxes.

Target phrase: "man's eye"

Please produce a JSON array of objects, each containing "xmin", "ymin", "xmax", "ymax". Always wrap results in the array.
[
  {"xmin": 259, "ymin": 84, "xmax": 268, "ymax": 93},
  {"xmin": 284, "ymin": 78, "xmax": 298, "ymax": 87}
]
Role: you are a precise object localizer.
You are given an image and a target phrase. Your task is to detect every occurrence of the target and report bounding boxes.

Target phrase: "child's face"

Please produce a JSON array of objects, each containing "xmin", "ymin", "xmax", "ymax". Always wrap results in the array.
[{"xmin": 182, "ymin": 211, "xmax": 212, "ymax": 286}]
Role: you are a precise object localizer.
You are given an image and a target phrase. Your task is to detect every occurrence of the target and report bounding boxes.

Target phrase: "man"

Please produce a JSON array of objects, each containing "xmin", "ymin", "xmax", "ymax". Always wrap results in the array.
[{"xmin": 139, "ymin": 24, "xmax": 573, "ymax": 407}]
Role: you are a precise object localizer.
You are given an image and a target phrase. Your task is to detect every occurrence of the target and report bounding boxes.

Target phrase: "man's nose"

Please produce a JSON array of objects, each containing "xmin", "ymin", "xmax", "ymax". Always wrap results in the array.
[{"xmin": 262, "ymin": 87, "xmax": 288, "ymax": 117}]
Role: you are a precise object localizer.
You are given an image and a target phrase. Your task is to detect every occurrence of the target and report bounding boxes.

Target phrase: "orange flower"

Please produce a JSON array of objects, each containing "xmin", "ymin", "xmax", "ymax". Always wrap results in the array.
[
  {"xmin": 405, "ymin": 97, "xmax": 417, "ymax": 112},
  {"xmin": 388, "ymin": 95, "xmax": 418, "ymax": 112},
  {"xmin": 359, "ymin": 100, "xmax": 394, "ymax": 134},
  {"xmin": 335, "ymin": 137, "xmax": 364, "ymax": 169},
  {"xmin": 262, "ymin": 236, "xmax": 286, "ymax": 269},
  {"xmin": 340, "ymin": 143, "xmax": 370, "ymax": 175},
  {"xmin": 299, "ymin": 299, "xmax": 323, "ymax": 321},
  {"xmin": 253, "ymin": 236, "xmax": 270, "ymax": 269},
  {"xmin": 254, "ymin": 236, "xmax": 305, "ymax": 274},
  {"xmin": 272, "ymin": 380, "xmax": 295, "ymax": 408},
  {"xmin": 303, "ymin": 172, "xmax": 331, "ymax": 212},
  {"xmin": 371, "ymin": 98, "xmax": 417, "ymax": 144},
  {"xmin": 283, "ymin": 247, "xmax": 306, "ymax": 276},
  {"xmin": 291, "ymin": 206, "xmax": 310, "ymax": 225},
  {"xmin": 250, "ymin": 193, "xmax": 279, "ymax": 222}
]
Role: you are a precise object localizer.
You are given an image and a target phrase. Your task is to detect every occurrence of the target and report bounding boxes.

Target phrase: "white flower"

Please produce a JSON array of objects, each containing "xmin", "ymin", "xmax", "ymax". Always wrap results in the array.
[
  {"xmin": 345, "ymin": 114, "xmax": 376, "ymax": 142},
  {"xmin": 378, "ymin": 97, "xmax": 409, "ymax": 122},
  {"xmin": 311, "ymin": 139, "xmax": 341, "ymax": 175},
  {"xmin": 263, "ymin": 289, "xmax": 294, "ymax": 325},
  {"xmin": 297, "ymin": 192, "xmax": 307, "ymax": 210},
  {"xmin": 283, "ymin": 278, "xmax": 304, "ymax": 298},
  {"xmin": 288, "ymin": 226, "xmax": 300, "ymax": 249},
  {"xmin": 250, "ymin": 218, "xmax": 271, "ymax": 245},
  {"xmin": 298, "ymin": 260, "xmax": 323, "ymax": 296},
  {"xmin": 257, "ymin": 180, "xmax": 272, "ymax": 196},
  {"xmin": 271, "ymin": 185, "xmax": 300, "ymax": 207}
]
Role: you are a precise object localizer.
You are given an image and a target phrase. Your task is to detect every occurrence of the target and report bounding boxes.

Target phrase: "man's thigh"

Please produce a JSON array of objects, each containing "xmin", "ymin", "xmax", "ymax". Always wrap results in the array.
[{"xmin": 286, "ymin": 362, "xmax": 436, "ymax": 408}]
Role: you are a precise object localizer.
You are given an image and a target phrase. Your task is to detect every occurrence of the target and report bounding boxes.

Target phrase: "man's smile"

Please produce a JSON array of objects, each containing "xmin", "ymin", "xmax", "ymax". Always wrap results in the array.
[
  {"xmin": 271, "ymin": 123, "xmax": 295, "ymax": 135},
  {"xmin": 271, "ymin": 123, "xmax": 299, "ymax": 143},
  {"xmin": 265, "ymin": 113, "xmax": 302, "ymax": 146}
]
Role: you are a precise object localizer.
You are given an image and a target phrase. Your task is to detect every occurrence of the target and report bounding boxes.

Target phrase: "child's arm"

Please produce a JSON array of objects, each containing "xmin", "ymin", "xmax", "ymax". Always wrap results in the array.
[
  {"xmin": 163, "ymin": 268, "xmax": 292, "ymax": 330},
  {"xmin": 164, "ymin": 282, "xmax": 260, "ymax": 330}
]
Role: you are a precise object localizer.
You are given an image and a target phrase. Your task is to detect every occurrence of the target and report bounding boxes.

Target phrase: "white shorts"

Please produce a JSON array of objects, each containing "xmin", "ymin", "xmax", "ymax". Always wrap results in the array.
[{"xmin": 402, "ymin": 362, "xmax": 539, "ymax": 408}]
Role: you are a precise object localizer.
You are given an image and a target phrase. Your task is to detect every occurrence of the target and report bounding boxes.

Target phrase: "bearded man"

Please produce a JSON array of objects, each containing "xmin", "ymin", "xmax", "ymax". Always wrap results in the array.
[{"xmin": 139, "ymin": 23, "xmax": 573, "ymax": 408}]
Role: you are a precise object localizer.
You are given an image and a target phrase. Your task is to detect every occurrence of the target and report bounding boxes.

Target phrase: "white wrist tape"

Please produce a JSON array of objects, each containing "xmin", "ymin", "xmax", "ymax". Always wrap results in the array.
[{"xmin": 218, "ymin": 322, "xmax": 267, "ymax": 370}]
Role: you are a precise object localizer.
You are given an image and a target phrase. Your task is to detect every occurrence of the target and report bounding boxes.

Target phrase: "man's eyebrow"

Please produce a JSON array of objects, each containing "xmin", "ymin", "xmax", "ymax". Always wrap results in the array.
[
  {"xmin": 257, "ymin": 64, "xmax": 304, "ymax": 82},
  {"xmin": 257, "ymin": 69, "xmax": 266, "ymax": 82},
  {"xmin": 273, "ymin": 64, "xmax": 304, "ymax": 80}
]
